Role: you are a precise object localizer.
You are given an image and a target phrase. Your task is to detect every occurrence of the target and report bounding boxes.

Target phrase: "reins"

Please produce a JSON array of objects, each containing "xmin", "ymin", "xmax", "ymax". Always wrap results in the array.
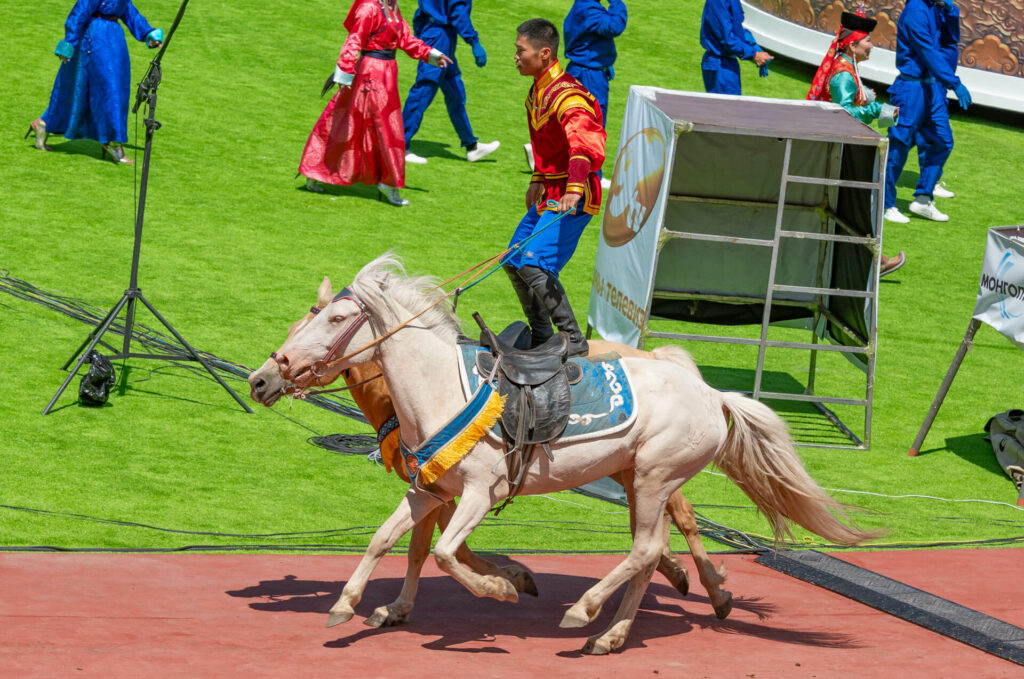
[{"xmin": 280, "ymin": 200, "xmax": 576, "ymax": 385}]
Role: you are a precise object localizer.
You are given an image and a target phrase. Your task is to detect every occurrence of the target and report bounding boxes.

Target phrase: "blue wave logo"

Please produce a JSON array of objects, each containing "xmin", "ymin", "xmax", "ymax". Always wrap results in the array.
[{"xmin": 984, "ymin": 252, "xmax": 1022, "ymax": 320}]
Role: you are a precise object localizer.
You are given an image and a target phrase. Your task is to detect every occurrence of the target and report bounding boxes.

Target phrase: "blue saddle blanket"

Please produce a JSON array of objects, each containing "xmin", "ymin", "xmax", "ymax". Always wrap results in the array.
[{"xmin": 457, "ymin": 344, "xmax": 637, "ymax": 443}]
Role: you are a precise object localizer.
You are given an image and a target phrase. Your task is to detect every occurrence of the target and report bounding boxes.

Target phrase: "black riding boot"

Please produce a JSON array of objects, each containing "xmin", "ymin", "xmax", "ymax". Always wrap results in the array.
[
  {"xmin": 504, "ymin": 264, "xmax": 554, "ymax": 347},
  {"xmin": 517, "ymin": 265, "xmax": 589, "ymax": 357}
]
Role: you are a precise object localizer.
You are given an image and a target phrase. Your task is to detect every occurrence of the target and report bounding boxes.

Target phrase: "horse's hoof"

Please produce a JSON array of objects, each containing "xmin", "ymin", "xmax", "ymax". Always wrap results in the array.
[
  {"xmin": 326, "ymin": 610, "xmax": 354, "ymax": 628},
  {"xmin": 669, "ymin": 566, "xmax": 690, "ymax": 597},
  {"xmin": 582, "ymin": 636, "xmax": 612, "ymax": 655},
  {"xmin": 503, "ymin": 565, "xmax": 539, "ymax": 597},
  {"xmin": 519, "ymin": 571, "xmax": 539, "ymax": 597},
  {"xmin": 365, "ymin": 605, "xmax": 407, "ymax": 628},
  {"xmin": 713, "ymin": 591, "xmax": 733, "ymax": 620},
  {"xmin": 497, "ymin": 579, "xmax": 520, "ymax": 603},
  {"xmin": 559, "ymin": 605, "xmax": 592, "ymax": 629}
]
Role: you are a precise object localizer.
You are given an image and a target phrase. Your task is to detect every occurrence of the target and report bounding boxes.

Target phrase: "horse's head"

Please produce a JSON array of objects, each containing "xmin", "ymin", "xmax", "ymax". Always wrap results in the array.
[
  {"xmin": 248, "ymin": 275, "xmax": 378, "ymax": 406},
  {"xmin": 248, "ymin": 254, "xmax": 459, "ymax": 409}
]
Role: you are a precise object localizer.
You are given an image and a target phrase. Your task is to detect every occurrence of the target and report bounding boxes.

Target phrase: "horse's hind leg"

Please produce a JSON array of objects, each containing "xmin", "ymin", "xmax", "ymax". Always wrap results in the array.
[
  {"xmin": 665, "ymin": 491, "xmax": 732, "ymax": 619},
  {"xmin": 432, "ymin": 490, "xmax": 520, "ymax": 603},
  {"xmin": 583, "ymin": 559, "xmax": 658, "ymax": 655},
  {"xmin": 364, "ymin": 504, "xmax": 442, "ymax": 628},
  {"xmin": 328, "ymin": 491, "xmax": 440, "ymax": 627},
  {"xmin": 561, "ymin": 481, "xmax": 668, "ymax": 643},
  {"xmin": 614, "ymin": 470, "xmax": 690, "ymax": 597}
]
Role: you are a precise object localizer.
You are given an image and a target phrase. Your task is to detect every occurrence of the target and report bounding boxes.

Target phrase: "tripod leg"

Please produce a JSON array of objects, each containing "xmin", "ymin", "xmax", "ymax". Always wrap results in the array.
[
  {"xmin": 44, "ymin": 295, "xmax": 132, "ymax": 414},
  {"xmin": 59, "ymin": 295, "xmax": 131, "ymax": 370},
  {"xmin": 137, "ymin": 293, "xmax": 254, "ymax": 414}
]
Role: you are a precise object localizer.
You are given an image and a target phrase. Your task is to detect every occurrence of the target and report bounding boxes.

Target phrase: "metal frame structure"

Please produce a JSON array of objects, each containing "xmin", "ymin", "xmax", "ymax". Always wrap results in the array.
[{"xmin": 626, "ymin": 95, "xmax": 887, "ymax": 450}]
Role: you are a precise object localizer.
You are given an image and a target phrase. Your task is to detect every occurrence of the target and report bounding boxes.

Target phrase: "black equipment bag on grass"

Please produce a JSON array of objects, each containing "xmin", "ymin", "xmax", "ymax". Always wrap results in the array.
[
  {"xmin": 983, "ymin": 409, "xmax": 1024, "ymax": 505},
  {"xmin": 78, "ymin": 351, "xmax": 115, "ymax": 406}
]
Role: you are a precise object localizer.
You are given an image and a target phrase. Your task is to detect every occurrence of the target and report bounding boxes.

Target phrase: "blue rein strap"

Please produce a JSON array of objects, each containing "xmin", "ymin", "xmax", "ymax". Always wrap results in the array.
[{"xmin": 454, "ymin": 200, "xmax": 575, "ymax": 309}]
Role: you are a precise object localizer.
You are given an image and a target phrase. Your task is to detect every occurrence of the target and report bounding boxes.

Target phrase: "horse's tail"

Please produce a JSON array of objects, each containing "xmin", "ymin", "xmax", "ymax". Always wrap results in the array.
[
  {"xmin": 651, "ymin": 344, "xmax": 702, "ymax": 379},
  {"xmin": 714, "ymin": 391, "xmax": 882, "ymax": 547}
]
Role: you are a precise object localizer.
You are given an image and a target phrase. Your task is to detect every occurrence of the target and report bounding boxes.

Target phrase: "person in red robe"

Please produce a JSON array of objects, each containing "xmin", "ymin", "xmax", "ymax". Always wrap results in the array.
[{"xmin": 299, "ymin": 0, "xmax": 452, "ymax": 206}]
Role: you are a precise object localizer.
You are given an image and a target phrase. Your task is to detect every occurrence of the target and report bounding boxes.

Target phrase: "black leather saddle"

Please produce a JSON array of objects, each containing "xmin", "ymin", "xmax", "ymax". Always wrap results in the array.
[{"xmin": 473, "ymin": 313, "xmax": 582, "ymax": 455}]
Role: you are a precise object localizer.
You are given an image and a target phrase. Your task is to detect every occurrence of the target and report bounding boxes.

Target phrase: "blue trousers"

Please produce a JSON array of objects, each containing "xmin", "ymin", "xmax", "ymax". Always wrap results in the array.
[
  {"xmin": 885, "ymin": 78, "xmax": 954, "ymax": 208},
  {"xmin": 401, "ymin": 24, "xmax": 477, "ymax": 149},
  {"xmin": 701, "ymin": 56, "xmax": 742, "ymax": 95},
  {"xmin": 565, "ymin": 63, "xmax": 610, "ymax": 126},
  {"xmin": 506, "ymin": 204, "xmax": 592, "ymax": 274}
]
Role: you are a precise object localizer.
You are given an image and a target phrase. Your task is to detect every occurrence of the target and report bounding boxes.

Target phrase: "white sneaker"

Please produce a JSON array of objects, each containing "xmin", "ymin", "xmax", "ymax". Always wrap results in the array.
[
  {"xmin": 467, "ymin": 140, "xmax": 500, "ymax": 162},
  {"xmin": 932, "ymin": 182, "xmax": 954, "ymax": 199},
  {"xmin": 524, "ymin": 142, "xmax": 534, "ymax": 171},
  {"xmin": 909, "ymin": 196, "xmax": 949, "ymax": 222},
  {"xmin": 883, "ymin": 206, "xmax": 910, "ymax": 223},
  {"xmin": 305, "ymin": 177, "xmax": 324, "ymax": 193},
  {"xmin": 405, "ymin": 151, "xmax": 427, "ymax": 165},
  {"xmin": 377, "ymin": 183, "xmax": 409, "ymax": 206}
]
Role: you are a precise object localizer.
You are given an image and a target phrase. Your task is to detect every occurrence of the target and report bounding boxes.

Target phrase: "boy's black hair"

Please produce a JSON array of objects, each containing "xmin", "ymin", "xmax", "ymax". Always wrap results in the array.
[{"xmin": 517, "ymin": 18, "xmax": 559, "ymax": 54}]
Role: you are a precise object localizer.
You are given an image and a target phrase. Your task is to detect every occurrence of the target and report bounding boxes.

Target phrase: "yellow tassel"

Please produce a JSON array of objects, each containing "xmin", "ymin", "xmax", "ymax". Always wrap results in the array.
[
  {"xmin": 419, "ymin": 392, "xmax": 505, "ymax": 485},
  {"xmin": 379, "ymin": 429, "xmax": 409, "ymax": 483}
]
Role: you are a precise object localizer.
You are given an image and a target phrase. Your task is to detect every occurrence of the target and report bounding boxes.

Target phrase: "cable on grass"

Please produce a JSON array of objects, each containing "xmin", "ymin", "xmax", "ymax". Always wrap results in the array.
[
  {"xmin": 0, "ymin": 269, "xmax": 368, "ymax": 424},
  {"xmin": 308, "ymin": 433, "xmax": 379, "ymax": 455}
]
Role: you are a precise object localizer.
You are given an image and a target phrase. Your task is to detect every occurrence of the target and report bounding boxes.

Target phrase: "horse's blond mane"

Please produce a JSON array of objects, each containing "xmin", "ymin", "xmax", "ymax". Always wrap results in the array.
[{"xmin": 350, "ymin": 253, "xmax": 462, "ymax": 342}]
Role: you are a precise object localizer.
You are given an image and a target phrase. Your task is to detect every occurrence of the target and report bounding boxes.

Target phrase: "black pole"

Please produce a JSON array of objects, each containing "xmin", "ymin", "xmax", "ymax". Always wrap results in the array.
[
  {"xmin": 44, "ymin": 0, "xmax": 252, "ymax": 415},
  {"xmin": 908, "ymin": 318, "xmax": 981, "ymax": 456}
]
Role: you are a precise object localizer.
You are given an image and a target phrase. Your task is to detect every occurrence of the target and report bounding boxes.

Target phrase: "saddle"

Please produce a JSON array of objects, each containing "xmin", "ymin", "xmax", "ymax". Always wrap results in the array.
[{"xmin": 472, "ymin": 313, "xmax": 582, "ymax": 463}]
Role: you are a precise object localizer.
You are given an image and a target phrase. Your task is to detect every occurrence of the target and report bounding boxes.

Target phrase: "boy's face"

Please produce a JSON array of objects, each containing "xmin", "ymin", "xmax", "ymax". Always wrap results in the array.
[{"xmin": 515, "ymin": 34, "xmax": 550, "ymax": 78}]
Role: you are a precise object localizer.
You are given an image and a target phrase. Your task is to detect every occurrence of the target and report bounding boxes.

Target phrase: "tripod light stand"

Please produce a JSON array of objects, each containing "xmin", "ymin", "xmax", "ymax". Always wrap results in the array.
[{"xmin": 43, "ymin": 0, "xmax": 252, "ymax": 415}]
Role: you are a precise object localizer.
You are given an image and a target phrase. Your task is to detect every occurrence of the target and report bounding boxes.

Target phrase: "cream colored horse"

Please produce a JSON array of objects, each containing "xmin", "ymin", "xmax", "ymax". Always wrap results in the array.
[
  {"xmin": 249, "ymin": 277, "xmax": 733, "ymax": 625},
  {"xmin": 257, "ymin": 255, "xmax": 877, "ymax": 654}
]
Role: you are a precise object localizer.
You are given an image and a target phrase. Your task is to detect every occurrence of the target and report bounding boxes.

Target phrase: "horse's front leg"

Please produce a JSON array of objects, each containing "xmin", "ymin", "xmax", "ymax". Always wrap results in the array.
[
  {"xmin": 432, "ymin": 490, "xmax": 519, "ymax": 603},
  {"xmin": 364, "ymin": 504, "xmax": 442, "ymax": 628},
  {"xmin": 440, "ymin": 500, "xmax": 539, "ymax": 596},
  {"xmin": 327, "ymin": 491, "xmax": 441, "ymax": 627}
]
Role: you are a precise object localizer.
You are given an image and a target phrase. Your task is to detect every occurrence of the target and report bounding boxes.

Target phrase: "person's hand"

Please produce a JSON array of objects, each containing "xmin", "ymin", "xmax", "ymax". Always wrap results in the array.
[
  {"xmin": 148, "ymin": 39, "xmax": 162, "ymax": 48},
  {"xmin": 471, "ymin": 41, "xmax": 487, "ymax": 68},
  {"xmin": 754, "ymin": 51, "xmax": 772, "ymax": 67},
  {"xmin": 557, "ymin": 192, "xmax": 581, "ymax": 213},
  {"xmin": 526, "ymin": 181, "xmax": 544, "ymax": 209},
  {"xmin": 953, "ymin": 83, "xmax": 972, "ymax": 110},
  {"xmin": 436, "ymin": 53, "xmax": 453, "ymax": 68},
  {"xmin": 58, "ymin": 55, "xmax": 69, "ymax": 63}
]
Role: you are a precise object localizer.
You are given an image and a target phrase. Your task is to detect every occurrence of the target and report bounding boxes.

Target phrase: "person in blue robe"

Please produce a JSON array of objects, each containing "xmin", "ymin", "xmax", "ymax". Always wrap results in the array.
[
  {"xmin": 401, "ymin": 0, "xmax": 499, "ymax": 164},
  {"xmin": 562, "ymin": 0, "xmax": 627, "ymax": 127},
  {"xmin": 699, "ymin": 0, "xmax": 771, "ymax": 95},
  {"xmin": 28, "ymin": 0, "xmax": 163, "ymax": 164},
  {"xmin": 913, "ymin": 0, "xmax": 961, "ymax": 201},
  {"xmin": 883, "ymin": 0, "xmax": 970, "ymax": 224}
]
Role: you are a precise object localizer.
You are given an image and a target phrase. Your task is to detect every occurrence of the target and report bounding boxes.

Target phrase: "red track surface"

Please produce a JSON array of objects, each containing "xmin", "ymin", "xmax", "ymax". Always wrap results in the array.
[{"xmin": 2, "ymin": 549, "xmax": 1021, "ymax": 678}]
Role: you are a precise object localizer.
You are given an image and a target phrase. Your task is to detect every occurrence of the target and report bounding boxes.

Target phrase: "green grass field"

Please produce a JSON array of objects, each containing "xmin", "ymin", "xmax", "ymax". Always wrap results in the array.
[{"xmin": 2, "ymin": 0, "xmax": 1023, "ymax": 556}]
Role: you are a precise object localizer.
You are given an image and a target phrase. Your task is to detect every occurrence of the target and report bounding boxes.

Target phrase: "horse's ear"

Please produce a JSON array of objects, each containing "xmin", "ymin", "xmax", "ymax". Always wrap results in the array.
[{"xmin": 317, "ymin": 277, "xmax": 333, "ymax": 308}]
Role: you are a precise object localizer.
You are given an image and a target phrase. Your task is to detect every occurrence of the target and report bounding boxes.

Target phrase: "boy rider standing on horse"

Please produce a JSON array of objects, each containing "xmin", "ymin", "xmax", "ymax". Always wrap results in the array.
[{"xmin": 504, "ymin": 18, "xmax": 606, "ymax": 357}]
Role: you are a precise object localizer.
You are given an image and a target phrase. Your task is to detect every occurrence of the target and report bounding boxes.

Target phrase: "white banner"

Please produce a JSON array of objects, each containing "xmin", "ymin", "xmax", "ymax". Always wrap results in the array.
[
  {"xmin": 973, "ymin": 226, "xmax": 1024, "ymax": 350},
  {"xmin": 588, "ymin": 88, "xmax": 675, "ymax": 346}
]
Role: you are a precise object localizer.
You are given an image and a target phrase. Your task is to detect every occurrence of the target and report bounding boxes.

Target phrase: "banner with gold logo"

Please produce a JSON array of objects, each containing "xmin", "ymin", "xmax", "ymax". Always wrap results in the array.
[{"xmin": 588, "ymin": 87, "xmax": 676, "ymax": 346}]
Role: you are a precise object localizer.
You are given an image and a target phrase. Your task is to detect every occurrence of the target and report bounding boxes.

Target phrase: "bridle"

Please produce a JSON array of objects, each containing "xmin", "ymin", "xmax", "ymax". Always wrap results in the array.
[{"xmin": 271, "ymin": 286, "xmax": 370, "ymax": 387}]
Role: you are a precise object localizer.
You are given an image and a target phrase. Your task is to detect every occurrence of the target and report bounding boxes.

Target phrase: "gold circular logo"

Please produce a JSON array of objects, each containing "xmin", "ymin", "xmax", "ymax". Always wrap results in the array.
[{"xmin": 602, "ymin": 127, "xmax": 667, "ymax": 247}]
